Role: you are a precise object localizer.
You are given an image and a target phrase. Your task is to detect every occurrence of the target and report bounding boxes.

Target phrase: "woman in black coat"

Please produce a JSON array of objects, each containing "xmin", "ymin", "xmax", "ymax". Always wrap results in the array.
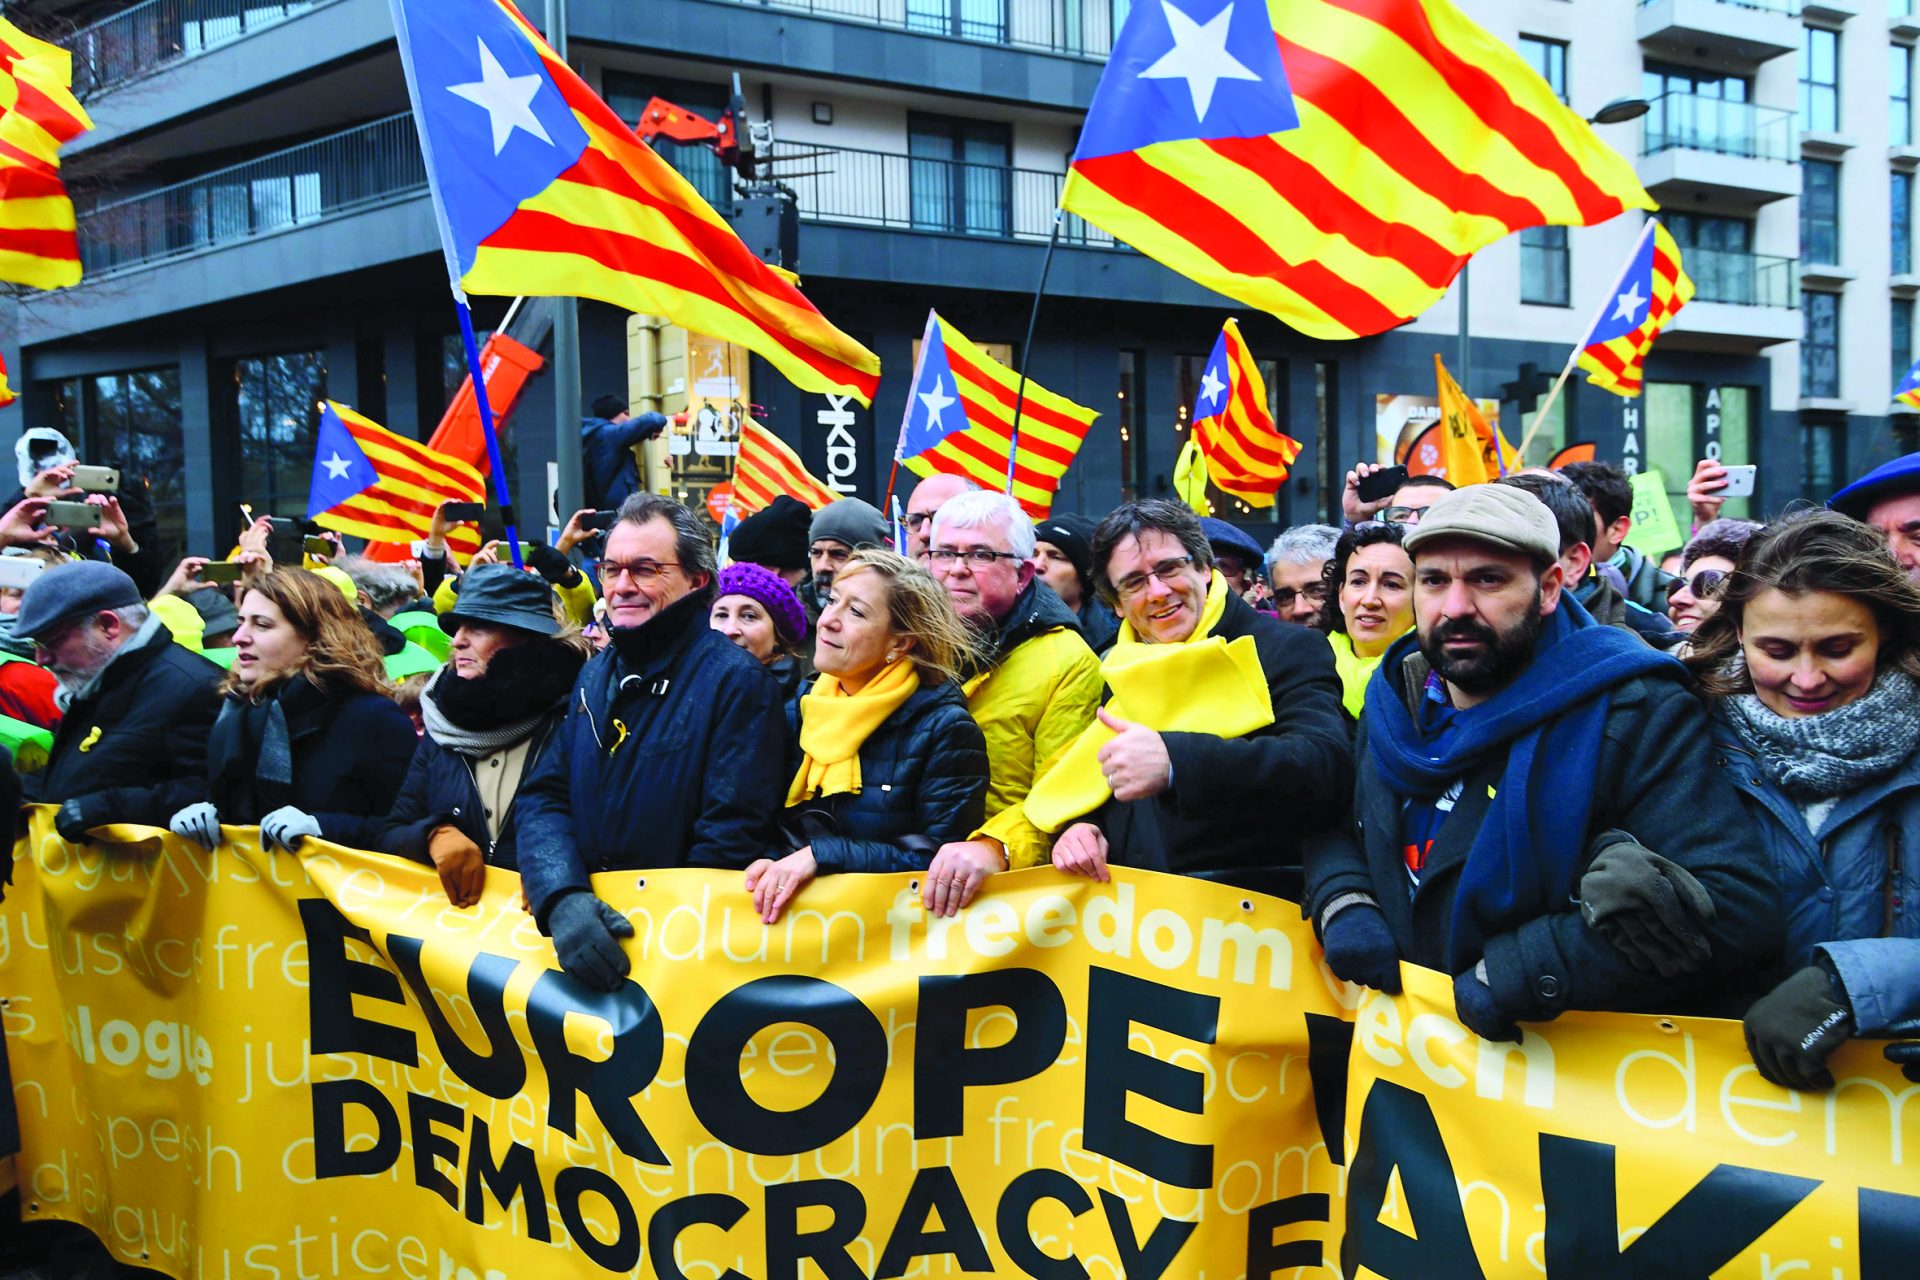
[
  {"xmin": 168, "ymin": 568, "xmax": 418, "ymax": 853},
  {"xmin": 747, "ymin": 550, "xmax": 988, "ymax": 925},
  {"xmin": 380, "ymin": 564, "xmax": 588, "ymax": 905}
]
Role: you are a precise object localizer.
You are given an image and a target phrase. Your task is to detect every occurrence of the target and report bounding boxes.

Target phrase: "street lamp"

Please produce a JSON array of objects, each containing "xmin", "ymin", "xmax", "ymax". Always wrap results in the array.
[{"xmin": 1589, "ymin": 96, "xmax": 1652, "ymax": 126}]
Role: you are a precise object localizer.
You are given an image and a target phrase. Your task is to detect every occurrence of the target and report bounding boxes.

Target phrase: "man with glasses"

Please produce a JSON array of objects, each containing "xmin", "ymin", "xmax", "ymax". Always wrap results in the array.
[
  {"xmin": 1031, "ymin": 500, "xmax": 1350, "ymax": 898},
  {"xmin": 1343, "ymin": 464, "xmax": 1455, "ymax": 527},
  {"xmin": 517, "ymin": 493, "xmax": 786, "ymax": 991},
  {"xmin": 902, "ymin": 473, "xmax": 979, "ymax": 561},
  {"xmin": 919, "ymin": 492, "xmax": 1102, "ymax": 915},
  {"xmin": 807, "ymin": 497, "xmax": 890, "ymax": 609},
  {"xmin": 1266, "ymin": 523, "xmax": 1340, "ymax": 624}
]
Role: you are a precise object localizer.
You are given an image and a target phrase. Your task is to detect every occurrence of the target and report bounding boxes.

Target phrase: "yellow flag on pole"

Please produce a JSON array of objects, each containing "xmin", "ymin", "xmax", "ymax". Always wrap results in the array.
[{"xmin": 1434, "ymin": 354, "xmax": 1520, "ymax": 486}]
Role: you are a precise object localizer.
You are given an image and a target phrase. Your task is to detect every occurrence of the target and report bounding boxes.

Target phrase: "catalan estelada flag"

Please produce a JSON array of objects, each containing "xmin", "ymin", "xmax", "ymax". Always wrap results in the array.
[
  {"xmin": 1896, "ymin": 358, "xmax": 1920, "ymax": 412},
  {"xmin": 897, "ymin": 311, "xmax": 1097, "ymax": 518},
  {"xmin": 1576, "ymin": 219, "xmax": 1694, "ymax": 398},
  {"xmin": 0, "ymin": 17, "xmax": 93, "ymax": 290},
  {"xmin": 1435, "ymin": 354, "xmax": 1519, "ymax": 485},
  {"xmin": 1190, "ymin": 318, "xmax": 1300, "ymax": 507},
  {"xmin": 386, "ymin": 0, "xmax": 879, "ymax": 403},
  {"xmin": 308, "ymin": 401, "xmax": 485, "ymax": 556},
  {"xmin": 733, "ymin": 420, "xmax": 838, "ymax": 513},
  {"xmin": 1060, "ymin": 0, "xmax": 1654, "ymax": 340}
]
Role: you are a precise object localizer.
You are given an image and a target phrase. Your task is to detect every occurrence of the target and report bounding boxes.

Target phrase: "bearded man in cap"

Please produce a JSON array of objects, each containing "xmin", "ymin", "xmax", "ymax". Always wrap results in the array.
[
  {"xmin": 1303, "ymin": 484, "xmax": 1782, "ymax": 1040},
  {"xmin": 807, "ymin": 496, "xmax": 890, "ymax": 609}
]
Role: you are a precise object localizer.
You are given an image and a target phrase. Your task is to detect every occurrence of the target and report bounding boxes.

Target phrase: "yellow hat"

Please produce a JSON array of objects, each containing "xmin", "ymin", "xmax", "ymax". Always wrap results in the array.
[
  {"xmin": 310, "ymin": 565, "xmax": 358, "ymax": 604},
  {"xmin": 147, "ymin": 593, "xmax": 206, "ymax": 653}
]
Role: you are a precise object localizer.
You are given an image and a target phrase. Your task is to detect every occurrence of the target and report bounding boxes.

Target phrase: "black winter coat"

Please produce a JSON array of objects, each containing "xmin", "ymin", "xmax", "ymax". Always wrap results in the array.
[
  {"xmin": 785, "ymin": 678, "xmax": 989, "ymax": 873},
  {"xmin": 27, "ymin": 623, "xmax": 223, "ymax": 825},
  {"xmin": 1088, "ymin": 590, "xmax": 1352, "ymax": 899},
  {"xmin": 379, "ymin": 715, "xmax": 561, "ymax": 872}
]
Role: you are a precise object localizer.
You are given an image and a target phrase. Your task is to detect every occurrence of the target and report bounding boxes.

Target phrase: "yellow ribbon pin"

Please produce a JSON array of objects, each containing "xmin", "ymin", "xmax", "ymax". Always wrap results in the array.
[
  {"xmin": 77, "ymin": 726, "xmax": 102, "ymax": 754},
  {"xmin": 609, "ymin": 719, "xmax": 629, "ymax": 754}
]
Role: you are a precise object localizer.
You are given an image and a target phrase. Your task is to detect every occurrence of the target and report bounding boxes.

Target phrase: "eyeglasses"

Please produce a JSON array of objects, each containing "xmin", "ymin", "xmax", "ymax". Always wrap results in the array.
[
  {"xmin": 928, "ymin": 547, "xmax": 1023, "ymax": 570},
  {"xmin": 1271, "ymin": 582, "xmax": 1330, "ymax": 610},
  {"xmin": 1666, "ymin": 568, "xmax": 1729, "ymax": 600},
  {"xmin": 1112, "ymin": 555, "xmax": 1196, "ymax": 600},
  {"xmin": 1381, "ymin": 505, "xmax": 1427, "ymax": 525},
  {"xmin": 600, "ymin": 559, "xmax": 683, "ymax": 584},
  {"xmin": 903, "ymin": 511, "xmax": 934, "ymax": 531}
]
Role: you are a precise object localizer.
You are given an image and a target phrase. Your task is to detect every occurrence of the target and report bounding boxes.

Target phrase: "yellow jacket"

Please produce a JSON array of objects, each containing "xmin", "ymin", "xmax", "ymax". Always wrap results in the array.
[{"xmin": 970, "ymin": 586, "xmax": 1104, "ymax": 869}]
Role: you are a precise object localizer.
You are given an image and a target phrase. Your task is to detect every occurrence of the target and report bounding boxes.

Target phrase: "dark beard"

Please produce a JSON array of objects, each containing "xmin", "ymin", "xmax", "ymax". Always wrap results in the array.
[{"xmin": 1418, "ymin": 587, "xmax": 1545, "ymax": 696}]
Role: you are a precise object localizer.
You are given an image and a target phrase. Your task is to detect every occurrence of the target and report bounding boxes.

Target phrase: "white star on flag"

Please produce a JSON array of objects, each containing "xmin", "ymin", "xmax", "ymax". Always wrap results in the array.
[
  {"xmin": 1141, "ymin": 0, "xmax": 1262, "ymax": 122},
  {"xmin": 918, "ymin": 376, "xmax": 957, "ymax": 431},
  {"xmin": 322, "ymin": 452, "xmax": 354, "ymax": 481},
  {"xmin": 447, "ymin": 39, "xmax": 553, "ymax": 156},
  {"xmin": 1199, "ymin": 365, "xmax": 1227, "ymax": 408},
  {"xmin": 1612, "ymin": 281, "xmax": 1647, "ymax": 324}
]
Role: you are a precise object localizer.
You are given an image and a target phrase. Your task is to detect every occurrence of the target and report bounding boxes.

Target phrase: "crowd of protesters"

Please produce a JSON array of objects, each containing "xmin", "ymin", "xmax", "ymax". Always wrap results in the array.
[{"xmin": 6, "ymin": 423, "xmax": 1920, "ymax": 1272}]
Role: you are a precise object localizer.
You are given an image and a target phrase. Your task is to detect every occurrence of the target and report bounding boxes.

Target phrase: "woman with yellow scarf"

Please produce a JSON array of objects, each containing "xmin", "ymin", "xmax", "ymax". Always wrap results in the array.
[
  {"xmin": 1316, "ymin": 521, "xmax": 1415, "ymax": 718},
  {"xmin": 745, "ymin": 550, "xmax": 989, "ymax": 924}
]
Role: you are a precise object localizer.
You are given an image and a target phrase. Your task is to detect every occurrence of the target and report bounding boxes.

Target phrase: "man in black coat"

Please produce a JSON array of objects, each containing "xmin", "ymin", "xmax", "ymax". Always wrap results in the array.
[
  {"xmin": 1046, "ymin": 500, "xmax": 1352, "ymax": 900},
  {"xmin": 1302, "ymin": 485, "xmax": 1783, "ymax": 1040},
  {"xmin": 15, "ymin": 561, "xmax": 223, "ymax": 837},
  {"xmin": 517, "ymin": 494, "xmax": 787, "ymax": 991}
]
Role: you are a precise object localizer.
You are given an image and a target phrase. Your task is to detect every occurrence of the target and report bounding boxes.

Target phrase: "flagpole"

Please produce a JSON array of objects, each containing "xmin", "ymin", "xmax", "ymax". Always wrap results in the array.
[
  {"xmin": 1516, "ymin": 218, "xmax": 1659, "ymax": 462},
  {"xmin": 456, "ymin": 297, "xmax": 525, "ymax": 571},
  {"xmin": 1005, "ymin": 209, "xmax": 1066, "ymax": 494}
]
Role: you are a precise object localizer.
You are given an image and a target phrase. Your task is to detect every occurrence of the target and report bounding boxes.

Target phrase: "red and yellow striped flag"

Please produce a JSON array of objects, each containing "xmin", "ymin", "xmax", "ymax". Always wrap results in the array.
[
  {"xmin": 898, "ymin": 312, "xmax": 1097, "ymax": 518},
  {"xmin": 732, "ymin": 420, "xmax": 837, "ymax": 513},
  {"xmin": 1190, "ymin": 318, "xmax": 1300, "ymax": 507},
  {"xmin": 308, "ymin": 401, "xmax": 485, "ymax": 556},
  {"xmin": 0, "ymin": 350, "xmax": 15, "ymax": 409},
  {"xmin": 0, "ymin": 17, "xmax": 93, "ymax": 290}
]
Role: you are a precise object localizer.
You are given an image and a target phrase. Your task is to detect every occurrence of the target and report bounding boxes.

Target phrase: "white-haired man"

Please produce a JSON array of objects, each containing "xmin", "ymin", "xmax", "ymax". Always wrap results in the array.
[{"xmin": 921, "ymin": 491, "xmax": 1102, "ymax": 914}]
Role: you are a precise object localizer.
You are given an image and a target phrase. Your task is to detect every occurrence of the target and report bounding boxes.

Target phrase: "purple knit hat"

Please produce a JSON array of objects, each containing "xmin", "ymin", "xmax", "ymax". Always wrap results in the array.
[{"xmin": 714, "ymin": 561, "xmax": 808, "ymax": 646}]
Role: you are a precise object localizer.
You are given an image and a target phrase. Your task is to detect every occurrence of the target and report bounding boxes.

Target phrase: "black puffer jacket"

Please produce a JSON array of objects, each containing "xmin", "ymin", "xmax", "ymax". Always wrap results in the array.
[{"xmin": 785, "ymin": 678, "xmax": 989, "ymax": 873}]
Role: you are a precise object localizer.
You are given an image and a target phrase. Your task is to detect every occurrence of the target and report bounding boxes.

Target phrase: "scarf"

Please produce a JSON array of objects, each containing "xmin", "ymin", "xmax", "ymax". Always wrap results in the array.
[
  {"xmin": 1363, "ymin": 595, "xmax": 1682, "ymax": 970},
  {"xmin": 1327, "ymin": 630, "xmax": 1384, "ymax": 719},
  {"xmin": 421, "ymin": 640, "xmax": 582, "ymax": 757},
  {"xmin": 1023, "ymin": 572, "xmax": 1274, "ymax": 832},
  {"xmin": 787, "ymin": 657, "xmax": 921, "ymax": 806},
  {"xmin": 209, "ymin": 674, "xmax": 332, "ymax": 818},
  {"xmin": 1721, "ymin": 663, "xmax": 1920, "ymax": 800},
  {"xmin": 607, "ymin": 586, "xmax": 710, "ymax": 672}
]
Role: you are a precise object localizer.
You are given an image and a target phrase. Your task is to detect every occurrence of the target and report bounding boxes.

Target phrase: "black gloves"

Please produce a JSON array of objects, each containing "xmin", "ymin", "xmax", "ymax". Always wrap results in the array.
[
  {"xmin": 1578, "ymin": 830, "xmax": 1717, "ymax": 978},
  {"xmin": 1453, "ymin": 962, "xmax": 1521, "ymax": 1043},
  {"xmin": 55, "ymin": 796, "xmax": 110, "ymax": 843},
  {"xmin": 547, "ymin": 890, "xmax": 634, "ymax": 991},
  {"xmin": 1887, "ymin": 1039, "xmax": 1920, "ymax": 1083},
  {"xmin": 1744, "ymin": 964, "xmax": 1854, "ymax": 1090},
  {"xmin": 526, "ymin": 542, "xmax": 583, "ymax": 589},
  {"xmin": 1320, "ymin": 899, "xmax": 1401, "ymax": 994}
]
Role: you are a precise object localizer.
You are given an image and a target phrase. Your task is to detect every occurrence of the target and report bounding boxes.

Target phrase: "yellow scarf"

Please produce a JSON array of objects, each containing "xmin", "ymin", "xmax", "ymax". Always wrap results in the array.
[
  {"xmin": 786, "ymin": 659, "xmax": 921, "ymax": 807},
  {"xmin": 1326, "ymin": 630, "xmax": 1384, "ymax": 719},
  {"xmin": 1023, "ymin": 572, "xmax": 1275, "ymax": 832}
]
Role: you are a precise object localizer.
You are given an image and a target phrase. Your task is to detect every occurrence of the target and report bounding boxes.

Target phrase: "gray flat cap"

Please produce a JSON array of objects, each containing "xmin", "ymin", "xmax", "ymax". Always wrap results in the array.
[{"xmin": 15, "ymin": 560, "xmax": 144, "ymax": 640}]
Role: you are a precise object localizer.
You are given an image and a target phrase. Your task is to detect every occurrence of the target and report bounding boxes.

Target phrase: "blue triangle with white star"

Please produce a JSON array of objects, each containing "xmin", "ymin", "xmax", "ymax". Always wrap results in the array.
[
  {"xmin": 307, "ymin": 403, "xmax": 381, "ymax": 519},
  {"xmin": 899, "ymin": 322, "xmax": 965, "ymax": 459},
  {"xmin": 1192, "ymin": 327, "xmax": 1233, "ymax": 423},
  {"xmin": 1588, "ymin": 230, "xmax": 1658, "ymax": 345}
]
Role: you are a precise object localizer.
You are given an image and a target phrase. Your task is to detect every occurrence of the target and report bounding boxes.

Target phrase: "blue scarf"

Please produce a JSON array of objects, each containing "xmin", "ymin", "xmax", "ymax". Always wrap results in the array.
[{"xmin": 1363, "ymin": 595, "xmax": 1683, "ymax": 969}]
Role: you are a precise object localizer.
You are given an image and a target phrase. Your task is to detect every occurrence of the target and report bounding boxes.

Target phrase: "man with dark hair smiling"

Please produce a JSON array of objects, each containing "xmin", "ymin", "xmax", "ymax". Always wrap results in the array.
[{"xmin": 1303, "ymin": 484, "xmax": 1781, "ymax": 1040}]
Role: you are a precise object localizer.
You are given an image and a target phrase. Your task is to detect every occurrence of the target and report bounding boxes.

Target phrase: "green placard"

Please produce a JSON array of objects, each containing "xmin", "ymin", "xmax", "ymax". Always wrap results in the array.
[{"xmin": 1624, "ymin": 467, "xmax": 1685, "ymax": 556}]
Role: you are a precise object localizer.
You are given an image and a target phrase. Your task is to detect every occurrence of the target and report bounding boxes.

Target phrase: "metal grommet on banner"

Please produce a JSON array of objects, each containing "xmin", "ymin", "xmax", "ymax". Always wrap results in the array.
[
  {"xmin": 1656, "ymin": 1019, "xmax": 1679, "ymax": 1035},
  {"xmin": 1240, "ymin": 899, "xmax": 1253, "ymax": 912},
  {"xmin": 636, "ymin": 877, "xmax": 647, "ymax": 890},
  {"xmin": 909, "ymin": 879, "xmax": 920, "ymax": 892}
]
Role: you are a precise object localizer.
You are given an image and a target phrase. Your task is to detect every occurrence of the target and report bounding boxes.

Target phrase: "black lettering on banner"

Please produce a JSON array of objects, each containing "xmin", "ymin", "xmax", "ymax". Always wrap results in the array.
[
  {"xmin": 387, "ymin": 932, "xmax": 526, "ymax": 1098},
  {"xmin": 300, "ymin": 898, "xmax": 416, "ymax": 1065},
  {"xmin": 1539, "ymin": 1134, "xmax": 1817, "ymax": 1276},
  {"xmin": 914, "ymin": 970, "xmax": 1067, "ymax": 1139},
  {"xmin": 1343, "ymin": 1081, "xmax": 1484, "ymax": 1280},
  {"xmin": 1246, "ymin": 1193, "xmax": 1329, "ymax": 1278},
  {"xmin": 1861, "ymin": 1187, "xmax": 1920, "ymax": 1279},
  {"xmin": 764, "ymin": 1178, "xmax": 868, "ymax": 1280},
  {"xmin": 1303, "ymin": 1012, "xmax": 1355, "ymax": 1165},
  {"xmin": 1083, "ymin": 967, "xmax": 1218, "ymax": 1189},
  {"xmin": 996, "ymin": 1169, "xmax": 1093, "ymax": 1280},
  {"xmin": 524, "ymin": 967, "xmax": 667, "ymax": 1164},
  {"xmin": 647, "ymin": 1194, "xmax": 750, "ymax": 1280},
  {"xmin": 687, "ymin": 976, "xmax": 886, "ymax": 1156},
  {"xmin": 310, "ymin": 1079, "xmax": 400, "ymax": 1180},
  {"xmin": 464, "ymin": 1116, "xmax": 552, "ymax": 1242},
  {"xmin": 555, "ymin": 1165, "xmax": 642, "ymax": 1273},
  {"xmin": 407, "ymin": 1092, "xmax": 463, "ymax": 1209},
  {"xmin": 874, "ymin": 1167, "xmax": 992, "ymax": 1278},
  {"xmin": 1098, "ymin": 1189, "xmax": 1194, "ymax": 1280}
]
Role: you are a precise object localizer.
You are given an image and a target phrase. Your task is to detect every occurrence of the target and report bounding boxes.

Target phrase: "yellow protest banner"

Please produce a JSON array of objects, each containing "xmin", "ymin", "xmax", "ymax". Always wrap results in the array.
[{"xmin": 2, "ymin": 811, "xmax": 1915, "ymax": 1278}]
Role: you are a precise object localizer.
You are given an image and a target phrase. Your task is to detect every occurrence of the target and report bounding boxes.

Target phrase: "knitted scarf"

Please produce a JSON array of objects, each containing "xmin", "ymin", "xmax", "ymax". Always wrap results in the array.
[
  {"xmin": 209, "ymin": 674, "xmax": 332, "ymax": 819},
  {"xmin": 1364, "ymin": 595, "xmax": 1682, "ymax": 970},
  {"xmin": 420, "ymin": 640, "xmax": 582, "ymax": 757},
  {"xmin": 1722, "ymin": 663, "xmax": 1920, "ymax": 800},
  {"xmin": 788, "ymin": 657, "xmax": 921, "ymax": 805}
]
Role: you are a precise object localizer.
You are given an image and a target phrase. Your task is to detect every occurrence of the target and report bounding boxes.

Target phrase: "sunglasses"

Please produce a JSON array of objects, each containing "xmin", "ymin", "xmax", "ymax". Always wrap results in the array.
[{"xmin": 1666, "ymin": 568, "xmax": 1729, "ymax": 599}]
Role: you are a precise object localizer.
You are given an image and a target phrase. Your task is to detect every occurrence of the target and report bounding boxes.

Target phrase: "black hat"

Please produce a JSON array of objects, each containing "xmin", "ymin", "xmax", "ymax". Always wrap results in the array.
[
  {"xmin": 439, "ymin": 563, "xmax": 564, "ymax": 637},
  {"xmin": 185, "ymin": 587, "xmax": 240, "ymax": 637},
  {"xmin": 727, "ymin": 494, "xmax": 812, "ymax": 571},
  {"xmin": 1034, "ymin": 512, "xmax": 1095, "ymax": 583},
  {"xmin": 590, "ymin": 393, "xmax": 628, "ymax": 420}
]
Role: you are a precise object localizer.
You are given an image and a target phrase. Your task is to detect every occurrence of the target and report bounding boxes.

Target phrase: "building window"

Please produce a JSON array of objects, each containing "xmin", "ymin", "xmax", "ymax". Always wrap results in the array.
[
  {"xmin": 1642, "ymin": 62, "xmax": 1755, "ymax": 157},
  {"xmin": 1117, "ymin": 348, "xmax": 1144, "ymax": 501},
  {"xmin": 1709, "ymin": 385, "xmax": 1756, "ymax": 520},
  {"xmin": 88, "ymin": 369, "xmax": 187, "ymax": 564},
  {"xmin": 908, "ymin": 114, "xmax": 1011, "ymax": 237},
  {"xmin": 1801, "ymin": 159, "xmax": 1840, "ymax": 265},
  {"xmin": 1667, "ymin": 213, "xmax": 1756, "ymax": 303},
  {"xmin": 1801, "ymin": 418, "xmax": 1843, "ymax": 503},
  {"xmin": 1896, "ymin": 298, "xmax": 1915, "ymax": 391},
  {"xmin": 907, "ymin": 0, "xmax": 1008, "ymax": 44},
  {"xmin": 1897, "ymin": 46, "xmax": 1915, "ymax": 148},
  {"xmin": 1897, "ymin": 171, "xmax": 1914, "ymax": 276},
  {"xmin": 233, "ymin": 352, "xmax": 326, "ymax": 520},
  {"xmin": 1801, "ymin": 291, "xmax": 1840, "ymax": 399},
  {"xmin": 602, "ymin": 72, "xmax": 733, "ymax": 209},
  {"xmin": 1520, "ymin": 226, "xmax": 1570, "ymax": 305},
  {"xmin": 1519, "ymin": 36, "xmax": 1567, "ymax": 102},
  {"xmin": 1799, "ymin": 27, "xmax": 1839, "ymax": 134}
]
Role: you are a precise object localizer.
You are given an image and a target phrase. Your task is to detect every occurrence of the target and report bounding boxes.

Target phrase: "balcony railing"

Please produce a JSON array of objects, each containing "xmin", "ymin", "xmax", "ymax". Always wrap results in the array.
[
  {"xmin": 1640, "ymin": 92, "xmax": 1796, "ymax": 161},
  {"xmin": 63, "ymin": 0, "xmax": 340, "ymax": 101},
  {"xmin": 1682, "ymin": 248, "xmax": 1799, "ymax": 306},
  {"xmin": 702, "ymin": 0, "xmax": 1116, "ymax": 59},
  {"xmin": 1637, "ymin": 0, "xmax": 1800, "ymax": 12},
  {"xmin": 76, "ymin": 113, "xmax": 424, "ymax": 279}
]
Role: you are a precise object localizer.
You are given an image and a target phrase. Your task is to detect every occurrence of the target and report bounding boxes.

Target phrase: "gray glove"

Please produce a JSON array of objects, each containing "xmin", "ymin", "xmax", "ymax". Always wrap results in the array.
[
  {"xmin": 169, "ymin": 802, "xmax": 221, "ymax": 849},
  {"xmin": 547, "ymin": 891, "xmax": 635, "ymax": 992},
  {"xmin": 260, "ymin": 805, "xmax": 322, "ymax": 853},
  {"xmin": 1578, "ymin": 830, "xmax": 1717, "ymax": 978}
]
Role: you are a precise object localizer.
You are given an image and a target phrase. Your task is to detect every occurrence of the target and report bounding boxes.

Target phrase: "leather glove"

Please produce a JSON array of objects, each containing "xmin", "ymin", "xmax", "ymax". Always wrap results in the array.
[
  {"xmin": 55, "ymin": 796, "xmax": 109, "ymax": 843},
  {"xmin": 1454, "ymin": 961, "xmax": 1522, "ymax": 1043},
  {"xmin": 169, "ymin": 802, "xmax": 222, "ymax": 849},
  {"xmin": 1578, "ymin": 830, "xmax": 1717, "ymax": 978},
  {"xmin": 260, "ymin": 805, "xmax": 322, "ymax": 853},
  {"xmin": 526, "ymin": 542, "xmax": 582, "ymax": 588},
  {"xmin": 428, "ymin": 824, "xmax": 487, "ymax": 908},
  {"xmin": 1320, "ymin": 899, "xmax": 1402, "ymax": 994},
  {"xmin": 1744, "ymin": 964, "xmax": 1853, "ymax": 1091},
  {"xmin": 547, "ymin": 890, "xmax": 634, "ymax": 992},
  {"xmin": 1886, "ymin": 1037, "xmax": 1920, "ymax": 1084}
]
